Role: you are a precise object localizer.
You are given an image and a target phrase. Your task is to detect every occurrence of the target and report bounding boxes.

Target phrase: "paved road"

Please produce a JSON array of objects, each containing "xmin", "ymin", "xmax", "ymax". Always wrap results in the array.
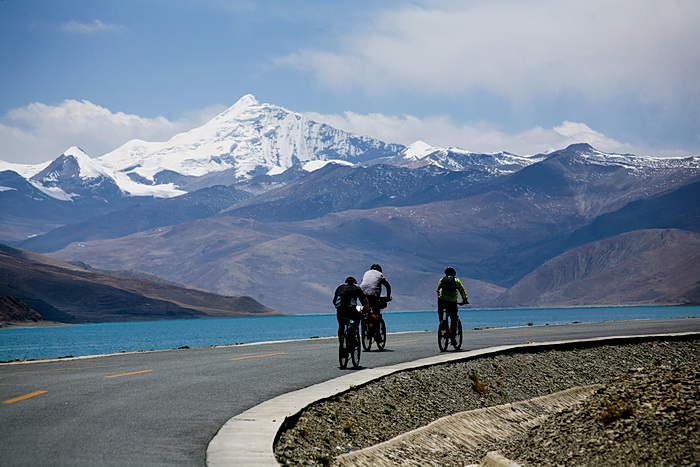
[{"xmin": 1, "ymin": 317, "xmax": 699, "ymax": 466}]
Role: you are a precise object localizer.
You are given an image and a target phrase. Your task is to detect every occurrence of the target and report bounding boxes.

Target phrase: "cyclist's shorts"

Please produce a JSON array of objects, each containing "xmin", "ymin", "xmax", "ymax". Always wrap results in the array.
[
  {"xmin": 336, "ymin": 307, "xmax": 362, "ymax": 324},
  {"xmin": 438, "ymin": 297, "xmax": 458, "ymax": 315}
]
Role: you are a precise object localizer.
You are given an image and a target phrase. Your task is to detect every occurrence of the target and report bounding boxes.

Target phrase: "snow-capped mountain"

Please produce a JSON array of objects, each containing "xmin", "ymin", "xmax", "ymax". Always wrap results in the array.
[
  {"xmin": 385, "ymin": 140, "xmax": 544, "ymax": 174},
  {"xmin": 97, "ymin": 94, "xmax": 404, "ymax": 192},
  {"xmin": 3, "ymin": 94, "xmax": 699, "ymax": 206},
  {"xmin": 30, "ymin": 147, "xmax": 124, "ymax": 202}
]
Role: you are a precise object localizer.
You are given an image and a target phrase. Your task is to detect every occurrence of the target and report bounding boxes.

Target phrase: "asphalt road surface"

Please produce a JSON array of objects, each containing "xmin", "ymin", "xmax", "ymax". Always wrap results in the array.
[{"xmin": 1, "ymin": 317, "xmax": 699, "ymax": 466}]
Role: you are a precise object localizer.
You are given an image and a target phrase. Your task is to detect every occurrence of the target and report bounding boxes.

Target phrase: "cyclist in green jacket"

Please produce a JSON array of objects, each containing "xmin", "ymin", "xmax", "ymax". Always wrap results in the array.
[{"xmin": 436, "ymin": 267, "xmax": 469, "ymax": 322}]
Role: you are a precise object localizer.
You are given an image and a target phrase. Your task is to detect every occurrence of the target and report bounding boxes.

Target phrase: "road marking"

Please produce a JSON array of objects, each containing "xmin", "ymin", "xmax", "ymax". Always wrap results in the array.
[
  {"xmin": 387, "ymin": 339, "xmax": 422, "ymax": 344},
  {"xmin": 2, "ymin": 390, "xmax": 48, "ymax": 404},
  {"xmin": 104, "ymin": 370, "xmax": 154, "ymax": 379},
  {"xmin": 229, "ymin": 352, "xmax": 286, "ymax": 361}
]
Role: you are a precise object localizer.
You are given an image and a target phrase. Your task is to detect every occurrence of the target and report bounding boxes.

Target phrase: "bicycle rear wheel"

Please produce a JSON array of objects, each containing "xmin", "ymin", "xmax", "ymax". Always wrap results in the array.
[
  {"xmin": 350, "ymin": 325, "xmax": 361, "ymax": 368},
  {"xmin": 437, "ymin": 320, "xmax": 449, "ymax": 352},
  {"xmin": 453, "ymin": 318, "xmax": 463, "ymax": 350},
  {"xmin": 376, "ymin": 317, "xmax": 387, "ymax": 350},
  {"xmin": 338, "ymin": 333, "xmax": 349, "ymax": 369},
  {"xmin": 361, "ymin": 318, "xmax": 372, "ymax": 351}
]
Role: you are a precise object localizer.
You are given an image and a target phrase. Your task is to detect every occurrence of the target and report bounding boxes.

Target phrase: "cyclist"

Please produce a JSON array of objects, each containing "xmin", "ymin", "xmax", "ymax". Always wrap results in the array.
[
  {"xmin": 333, "ymin": 276, "xmax": 369, "ymax": 342},
  {"xmin": 360, "ymin": 263, "xmax": 392, "ymax": 314},
  {"xmin": 437, "ymin": 267, "xmax": 469, "ymax": 323}
]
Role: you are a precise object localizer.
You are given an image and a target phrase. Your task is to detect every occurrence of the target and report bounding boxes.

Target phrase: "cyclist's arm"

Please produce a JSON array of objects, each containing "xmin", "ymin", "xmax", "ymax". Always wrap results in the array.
[
  {"xmin": 358, "ymin": 289, "xmax": 369, "ymax": 310},
  {"xmin": 456, "ymin": 279, "xmax": 469, "ymax": 304},
  {"xmin": 382, "ymin": 278, "xmax": 392, "ymax": 300}
]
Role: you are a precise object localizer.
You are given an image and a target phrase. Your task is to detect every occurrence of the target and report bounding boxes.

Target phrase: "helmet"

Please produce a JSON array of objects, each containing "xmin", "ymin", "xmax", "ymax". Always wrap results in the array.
[
  {"xmin": 444, "ymin": 267, "xmax": 456, "ymax": 276},
  {"xmin": 371, "ymin": 263, "xmax": 382, "ymax": 272},
  {"xmin": 345, "ymin": 276, "xmax": 357, "ymax": 284}
]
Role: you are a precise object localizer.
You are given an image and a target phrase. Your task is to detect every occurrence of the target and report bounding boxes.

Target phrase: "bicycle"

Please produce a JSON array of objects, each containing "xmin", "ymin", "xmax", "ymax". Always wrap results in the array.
[
  {"xmin": 361, "ymin": 297, "xmax": 389, "ymax": 351},
  {"xmin": 339, "ymin": 319, "xmax": 361, "ymax": 369},
  {"xmin": 437, "ymin": 302, "xmax": 467, "ymax": 352}
]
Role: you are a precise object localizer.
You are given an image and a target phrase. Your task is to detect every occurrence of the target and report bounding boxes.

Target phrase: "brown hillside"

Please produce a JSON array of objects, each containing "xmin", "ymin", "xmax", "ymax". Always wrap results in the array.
[
  {"xmin": 493, "ymin": 229, "xmax": 700, "ymax": 307},
  {"xmin": 0, "ymin": 244, "xmax": 280, "ymax": 323}
]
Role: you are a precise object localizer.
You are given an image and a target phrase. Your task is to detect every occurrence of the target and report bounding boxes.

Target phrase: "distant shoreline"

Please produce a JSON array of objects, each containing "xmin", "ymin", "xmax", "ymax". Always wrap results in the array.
[{"xmin": 0, "ymin": 320, "xmax": 73, "ymax": 329}]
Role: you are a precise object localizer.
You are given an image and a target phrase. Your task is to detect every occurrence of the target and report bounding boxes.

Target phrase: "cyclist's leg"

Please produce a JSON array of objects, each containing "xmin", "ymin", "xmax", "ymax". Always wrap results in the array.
[
  {"xmin": 445, "ymin": 301, "xmax": 458, "ymax": 331},
  {"xmin": 367, "ymin": 295, "xmax": 380, "ymax": 314},
  {"xmin": 374, "ymin": 311, "xmax": 383, "ymax": 341},
  {"xmin": 337, "ymin": 309, "xmax": 348, "ymax": 342},
  {"xmin": 437, "ymin": 298, "xmax": 448, "ymax": 322}
]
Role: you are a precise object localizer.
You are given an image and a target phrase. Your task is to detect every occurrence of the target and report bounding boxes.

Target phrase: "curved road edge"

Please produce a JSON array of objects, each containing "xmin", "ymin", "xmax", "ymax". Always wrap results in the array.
[{"xmin": 206, "ymin": 330, "xmax": 700, "ymax": 466}]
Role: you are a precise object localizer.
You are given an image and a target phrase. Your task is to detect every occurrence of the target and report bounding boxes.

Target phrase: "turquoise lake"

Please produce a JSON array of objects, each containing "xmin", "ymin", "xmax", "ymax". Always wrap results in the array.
[{"xmin": 1, "ymin": 305, "xmax": 698, "ymax": 361}]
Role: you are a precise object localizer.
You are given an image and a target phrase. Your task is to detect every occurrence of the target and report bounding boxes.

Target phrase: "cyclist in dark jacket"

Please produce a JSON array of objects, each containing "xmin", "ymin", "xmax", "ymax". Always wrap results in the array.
[
  {"xmin": 437, "ymin": 267, "xmax": 469, "ymax": 322},
  {"xmin": 333, "ymin": 276, "xmax": 369, "ymax": 341}
]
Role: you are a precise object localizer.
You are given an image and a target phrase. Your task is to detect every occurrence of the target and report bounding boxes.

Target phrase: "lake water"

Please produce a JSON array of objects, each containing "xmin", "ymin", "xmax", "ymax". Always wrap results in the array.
[{"xmin": 1, "ymin": 305, "xmax": 698, "ymax": 362}]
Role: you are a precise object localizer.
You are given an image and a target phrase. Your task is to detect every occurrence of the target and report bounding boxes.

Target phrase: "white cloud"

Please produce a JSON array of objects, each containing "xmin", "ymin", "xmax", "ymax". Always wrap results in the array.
[
  {"xmin": 0, "ymin": 100, "xmax": 218, "ymax": 164},
  {"xmin": 60, "ymin": 19, "xmax": 125, "ymax": 34},
  {"xmin": 280, "ymin": 0, "xmax": 700, "ymax": 108},
  {"xmin": 305, "ymin": 110, "xmax": 642, "ymax": 156}
]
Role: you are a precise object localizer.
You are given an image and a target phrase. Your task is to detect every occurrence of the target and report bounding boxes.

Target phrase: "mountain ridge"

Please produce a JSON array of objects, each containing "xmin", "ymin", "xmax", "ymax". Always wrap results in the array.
[{"xmin": 2, "ymin": 95, "xmax": 699, "ymax": 316}]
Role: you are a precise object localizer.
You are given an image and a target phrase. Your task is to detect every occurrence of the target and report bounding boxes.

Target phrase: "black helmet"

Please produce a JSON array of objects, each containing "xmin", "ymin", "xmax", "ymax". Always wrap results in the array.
[
  {"xmin": 445, "ymin": 267, "xmax": 456, "ymax": 276},
  {"xmin": 345, "ymin": 276, "xmax": 357, "ymax": 284},
  {"xmin": 371, "ymin": 263, "xmax": 382, "ymax": 272}
]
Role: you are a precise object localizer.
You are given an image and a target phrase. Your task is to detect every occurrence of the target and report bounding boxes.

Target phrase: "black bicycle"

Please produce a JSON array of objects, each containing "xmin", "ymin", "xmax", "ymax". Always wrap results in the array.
[
  {"xmin": 339, "ymin": 319, "xmax": 361, "ymax": 368},
  {"xmin": 361, "ymin": 297, "xmax": 389, "ymax": 351},
  {"xmin": 438, "ymin": 303, "xmax": 466, "ymax": 352}
]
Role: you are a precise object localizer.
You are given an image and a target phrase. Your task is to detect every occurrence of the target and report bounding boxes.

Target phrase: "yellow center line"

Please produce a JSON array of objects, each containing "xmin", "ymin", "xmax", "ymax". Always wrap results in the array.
[
  {"xmin": 229, "ymin": 352, "xmax": 286, "ymax": 361},
  {"xmin": 2, "ymin": 390, "xmax": 48, "ymax": 404},
  {"xmin": 104, "ymin": 370, "xmax": 154, "ymax": 379},
  {"xmin": 387, "ymin": 339, "xmax": 422, "ymax": 344}
]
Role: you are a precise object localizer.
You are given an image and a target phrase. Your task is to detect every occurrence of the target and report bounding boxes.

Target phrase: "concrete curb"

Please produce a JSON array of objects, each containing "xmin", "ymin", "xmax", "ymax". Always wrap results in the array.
[{"xmin": 206, "ymin": 331, "xmax": 700, "ymax": 466}]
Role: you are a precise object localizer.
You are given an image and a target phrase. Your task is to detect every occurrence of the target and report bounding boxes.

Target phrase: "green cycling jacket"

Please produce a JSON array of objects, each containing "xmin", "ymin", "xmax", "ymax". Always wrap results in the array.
[{"xmin": 436, "ymin": 276, "xmax": 468, "ymax": 303}]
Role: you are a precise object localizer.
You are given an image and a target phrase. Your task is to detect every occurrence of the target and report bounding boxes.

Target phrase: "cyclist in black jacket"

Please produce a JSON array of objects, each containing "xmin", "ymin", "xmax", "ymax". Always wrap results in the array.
[{"xmin": 333, "ymin": 276, "xmax": 369, "ymax": 342}]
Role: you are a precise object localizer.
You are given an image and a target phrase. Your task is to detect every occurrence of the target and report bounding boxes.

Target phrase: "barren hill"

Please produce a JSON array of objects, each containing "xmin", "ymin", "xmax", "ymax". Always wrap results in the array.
[
  {"xmin": 0, "ymin": 244, "xmax": 280, "ymax": 324},
  {"xmin": 492, "ymin": 229, "xmax": 700, "ymax": 308}
]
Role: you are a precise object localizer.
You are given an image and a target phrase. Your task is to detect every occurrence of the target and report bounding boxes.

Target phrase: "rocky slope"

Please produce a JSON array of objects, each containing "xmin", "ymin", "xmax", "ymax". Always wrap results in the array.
[
  {"xmin": 274, "ymin": 336, "xmax": 699, "ymax": 466},
  {"xmin": 498, "ymin": 361, "xmax": 699, "ymax": 466},
  {"xmin": 493, "ymin": 228, "xmax": 700, "ymax": 308}
]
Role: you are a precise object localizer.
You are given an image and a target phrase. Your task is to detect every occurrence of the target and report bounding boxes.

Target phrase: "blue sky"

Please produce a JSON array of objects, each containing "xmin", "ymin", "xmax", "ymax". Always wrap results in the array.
[{"xmin": 1, "ymin": 0, "xmax": 699, "ymax": 164}]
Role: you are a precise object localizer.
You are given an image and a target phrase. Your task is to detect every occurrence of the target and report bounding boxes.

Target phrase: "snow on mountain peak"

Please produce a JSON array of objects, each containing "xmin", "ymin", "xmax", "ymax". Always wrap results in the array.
[
  {"xmin": 210, "ymin": 94, "xmax": 261, "ymax": 123},
  {"xmin": 233, "ymin": 93, "xmax": 260, "ymax": 109},
  {"xmin": 402, "ymin": 141, "xmax": 436, "ymax": 160},
  {"xmin": 61, "ymin": 147, "xmax": 107, "ymax": 178},
  {"xmin": 302, "ymin": 159, "xmax": 354, "ymax": 173},
  {"xmin": 97, "ymin": 94, "xmax": 403, "ymax": 190}
]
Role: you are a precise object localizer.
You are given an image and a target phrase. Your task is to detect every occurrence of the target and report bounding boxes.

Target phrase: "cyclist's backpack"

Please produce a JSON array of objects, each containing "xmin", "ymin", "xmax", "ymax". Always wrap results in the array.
[
  {"xmin": 334, "ymin": 284, "xmax": 358, "ymax": 308},
  {"xmin": 441, "ymin": 275, "xmax": 457, "ymax": 292}
]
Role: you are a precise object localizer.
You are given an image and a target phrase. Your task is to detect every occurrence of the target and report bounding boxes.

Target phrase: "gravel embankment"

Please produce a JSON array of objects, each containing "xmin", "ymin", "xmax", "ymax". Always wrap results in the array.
[
  {"xmin": 274, "ymin": 336, "xmax": 699, "ymax": 466},
  {"xmin": 499, "ymin": 361, "xmax": 699, "ymax": 466}
]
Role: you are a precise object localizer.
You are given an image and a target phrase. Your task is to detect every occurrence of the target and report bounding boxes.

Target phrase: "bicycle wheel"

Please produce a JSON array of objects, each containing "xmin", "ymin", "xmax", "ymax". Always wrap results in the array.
[
  {"xmin": 438, "ymin": 320, "xmax": 449, "ymax": 352},
  {"xmin": 453, "ymin": 318, "xmax": 463, "ymax": 350},
  {"xmin": 350, "ymin": 325, "xmax": 361, "ymax": 368},
  {"xmin": 361, "ymin": 318, "xmax": 372, "ymax": 351},
  {"xmin": 338, "ymin": 333, "xmax": 349, "ymax": 369},
  {"xmin": 376, "ymin": 317, "xmax": 387, "ymax": 350}
]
